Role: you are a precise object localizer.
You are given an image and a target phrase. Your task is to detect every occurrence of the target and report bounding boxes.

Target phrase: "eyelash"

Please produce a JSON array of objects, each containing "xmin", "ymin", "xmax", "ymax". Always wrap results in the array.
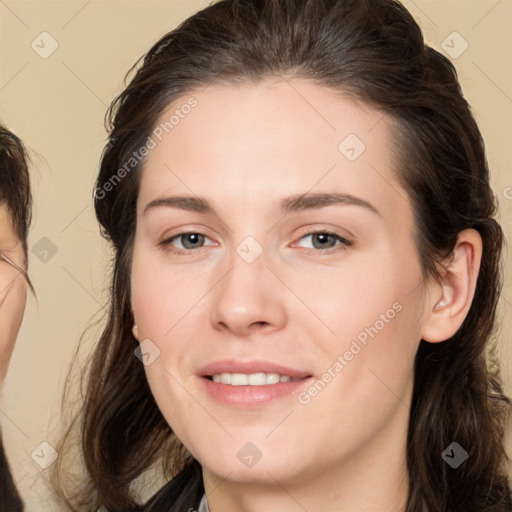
[{"xmin": 159, "ymin": 230, "xmax": 353, "ymax": 256}]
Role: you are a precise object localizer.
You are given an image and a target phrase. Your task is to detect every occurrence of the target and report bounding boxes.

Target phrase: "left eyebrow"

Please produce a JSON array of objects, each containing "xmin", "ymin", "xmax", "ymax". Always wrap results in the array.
[
  {"xmin": 143, "ymin": 192, "xmax": 381, "ymax": 218},
  {"xmin": 279, "ymin": 192, "xmax": 381, "ymax": 217}
]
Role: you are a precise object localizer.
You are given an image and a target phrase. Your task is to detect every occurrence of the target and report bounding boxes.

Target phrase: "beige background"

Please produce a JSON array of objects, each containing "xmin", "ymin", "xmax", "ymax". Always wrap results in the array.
[{"xmin": 1, "ymin": 1, "xmax": 511, "ymax": 510}]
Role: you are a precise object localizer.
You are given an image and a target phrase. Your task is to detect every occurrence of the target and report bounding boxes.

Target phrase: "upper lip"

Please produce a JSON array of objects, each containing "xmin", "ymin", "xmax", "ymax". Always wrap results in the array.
[{"xmin": 198, "ymin": 359, "xmax": 312, "ymax": 379}]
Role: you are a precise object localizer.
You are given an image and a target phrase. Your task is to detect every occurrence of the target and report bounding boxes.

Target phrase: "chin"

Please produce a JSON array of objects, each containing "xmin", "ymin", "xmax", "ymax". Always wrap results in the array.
[{"xmin": 197, "ymin": 444, "xmax": 313, "ymax": 486}]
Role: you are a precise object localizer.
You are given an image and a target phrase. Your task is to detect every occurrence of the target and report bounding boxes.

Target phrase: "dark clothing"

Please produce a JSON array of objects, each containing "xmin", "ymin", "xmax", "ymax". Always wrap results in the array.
[
  {"xmin": 143, "ymin": 460, "xmax": 204, "ymax": 512},
  {"xmin": 0, "ymin": 430, "xmax": 23, "ymax": 512}
]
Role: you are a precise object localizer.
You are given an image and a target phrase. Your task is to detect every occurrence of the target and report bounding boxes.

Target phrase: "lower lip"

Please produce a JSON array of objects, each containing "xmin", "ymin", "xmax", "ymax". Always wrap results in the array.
[{"xmin": 199, "ymin": 376, "xmax": 314, "ymax": 408}]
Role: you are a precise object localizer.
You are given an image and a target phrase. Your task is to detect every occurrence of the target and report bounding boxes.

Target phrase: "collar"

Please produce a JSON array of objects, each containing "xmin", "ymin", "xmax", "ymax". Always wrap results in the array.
[
  {"xmin": 198, "ymin": 492, "xmax": 210, "ymax": 512},
  {"xmin": 197, "ymin": 491, "xmax": 426, "ymax": 511}
]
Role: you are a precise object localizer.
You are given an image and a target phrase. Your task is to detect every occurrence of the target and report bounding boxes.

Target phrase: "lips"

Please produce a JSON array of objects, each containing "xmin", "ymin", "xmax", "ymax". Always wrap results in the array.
[
  {"xmin": 197, "ymin": 359, "xmax": 315, "ymax": 407},
  {"xmin": 197, "ymin": 359, "xmax": 313, "ymax": 380}
]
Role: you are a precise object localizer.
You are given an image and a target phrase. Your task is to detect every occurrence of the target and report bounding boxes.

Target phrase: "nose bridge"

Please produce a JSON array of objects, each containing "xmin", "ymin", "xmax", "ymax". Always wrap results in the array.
[
  {"xmin": 219, "ymin": 240, "xmax": 269, "ymax": 310},
  {"xmin": 210, "ymin": 236, "xmax": 286, "ymax": 334}
]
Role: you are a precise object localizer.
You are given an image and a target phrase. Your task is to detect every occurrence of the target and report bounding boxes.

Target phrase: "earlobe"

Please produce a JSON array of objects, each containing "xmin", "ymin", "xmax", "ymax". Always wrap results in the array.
[{"xmin": 421, "ymin": 229, "xmax": 482, "ymax": 343}]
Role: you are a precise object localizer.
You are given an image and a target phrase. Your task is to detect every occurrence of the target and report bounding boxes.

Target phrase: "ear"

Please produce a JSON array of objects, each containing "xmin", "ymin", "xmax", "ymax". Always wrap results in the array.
[{"xmin": 421, "ymin": 228, "xmax": 482, "ymax": 343}]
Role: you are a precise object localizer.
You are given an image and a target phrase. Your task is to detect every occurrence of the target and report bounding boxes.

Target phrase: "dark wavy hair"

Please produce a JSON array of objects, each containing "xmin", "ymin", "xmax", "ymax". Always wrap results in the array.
[
  {"xmin": 51, "ymin": 1, "xmax": 512, "ymax": 511},
  {"xmin": 0, "ymin": 125, "xmax": 34, "ymax": 291},
  {"xmin": 0, "ymin": 125, "xmax": 34, "ymax": 511}
]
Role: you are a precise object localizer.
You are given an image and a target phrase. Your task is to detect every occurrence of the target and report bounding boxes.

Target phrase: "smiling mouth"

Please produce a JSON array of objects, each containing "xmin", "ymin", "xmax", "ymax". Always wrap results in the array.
[{"xmin": 204, "ymin": 372, "xmax": 311, "ymax": 386}]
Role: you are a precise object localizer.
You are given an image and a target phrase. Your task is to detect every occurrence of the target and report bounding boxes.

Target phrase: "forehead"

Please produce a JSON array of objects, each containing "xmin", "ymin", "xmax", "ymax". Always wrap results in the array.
[{"xmin": 138, "ymin": 78, "xmax": 411, "ymax": 223}]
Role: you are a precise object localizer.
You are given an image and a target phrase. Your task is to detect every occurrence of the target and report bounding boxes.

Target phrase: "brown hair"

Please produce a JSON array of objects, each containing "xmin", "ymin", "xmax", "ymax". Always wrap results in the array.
[
  {"xmin": 0, "ymin": 125, "xmax": 34, "ymax": 511},
  {"xmin": 51, "ymin": 1, "xmax": 512, "ymax": 511},
  {"xmin": 0, "ymin": 125, "xmax": 34, "ymax": 293}
]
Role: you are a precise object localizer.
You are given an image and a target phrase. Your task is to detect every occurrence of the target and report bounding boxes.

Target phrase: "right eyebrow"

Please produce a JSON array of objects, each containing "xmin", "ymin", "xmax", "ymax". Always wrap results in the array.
[{"xmin": 143, "ymin": 196, "xmax": 212, "ymax": 216}]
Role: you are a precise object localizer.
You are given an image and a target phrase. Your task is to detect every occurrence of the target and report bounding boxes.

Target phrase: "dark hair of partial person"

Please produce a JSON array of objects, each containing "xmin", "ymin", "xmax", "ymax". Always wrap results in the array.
[
  {"xmin": 0, "ymin": 124, "xmax": 34, "ymax": 512},
  {"xmin": 0, "ymin": 125, "xmax": 34, "ymax": 294},
  {"xmin": 49, "ymin": 0, "xmax": 512, "ymax": 511}
]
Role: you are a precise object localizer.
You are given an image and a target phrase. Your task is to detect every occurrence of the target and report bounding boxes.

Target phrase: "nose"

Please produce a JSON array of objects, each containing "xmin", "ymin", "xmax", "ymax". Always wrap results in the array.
[{"xmin": 210, "ymin": 250, "xmax": 287, "ymax": 337}]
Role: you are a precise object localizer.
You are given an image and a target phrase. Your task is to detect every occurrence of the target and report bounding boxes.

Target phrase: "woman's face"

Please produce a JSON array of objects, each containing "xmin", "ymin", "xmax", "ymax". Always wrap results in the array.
[
  {"xmin": 131, "ymin": 79, "xmax": 432, "ymax": 488},
  {"xmin": 0, "ymin": 205, "xmax": 28, "ymax": 386}
]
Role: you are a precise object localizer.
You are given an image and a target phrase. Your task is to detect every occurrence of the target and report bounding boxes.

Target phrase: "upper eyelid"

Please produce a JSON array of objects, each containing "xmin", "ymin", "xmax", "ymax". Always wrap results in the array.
[{"xmin": 294, "ymin": 224, "xmax": 353, "ymax": 240}]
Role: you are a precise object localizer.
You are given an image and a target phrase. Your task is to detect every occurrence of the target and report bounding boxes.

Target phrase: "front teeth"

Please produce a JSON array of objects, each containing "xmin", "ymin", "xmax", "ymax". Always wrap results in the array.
[{"xmin": 211, "ymin": 372, "xmax": 293, "ymax": 386}]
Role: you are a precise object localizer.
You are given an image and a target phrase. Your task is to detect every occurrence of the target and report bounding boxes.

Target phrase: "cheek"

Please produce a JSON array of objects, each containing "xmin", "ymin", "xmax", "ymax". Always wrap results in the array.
[
  {"xmin": 131, "ymin": 248, "xmax": 208, "ymax": 339},
  {"xmin": 291, "ymin": 246, "xmax": 421, "ymax": 341},
  {"xmin": 298, "ymin": 248, "xmax": 424, "ymax": 409}
]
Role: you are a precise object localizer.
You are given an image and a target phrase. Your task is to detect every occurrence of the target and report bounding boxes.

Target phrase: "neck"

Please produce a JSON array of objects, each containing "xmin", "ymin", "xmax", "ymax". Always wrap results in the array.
[{"xmin": 202, "ymin": 402, "xmax": 411, "ymax": 512}]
